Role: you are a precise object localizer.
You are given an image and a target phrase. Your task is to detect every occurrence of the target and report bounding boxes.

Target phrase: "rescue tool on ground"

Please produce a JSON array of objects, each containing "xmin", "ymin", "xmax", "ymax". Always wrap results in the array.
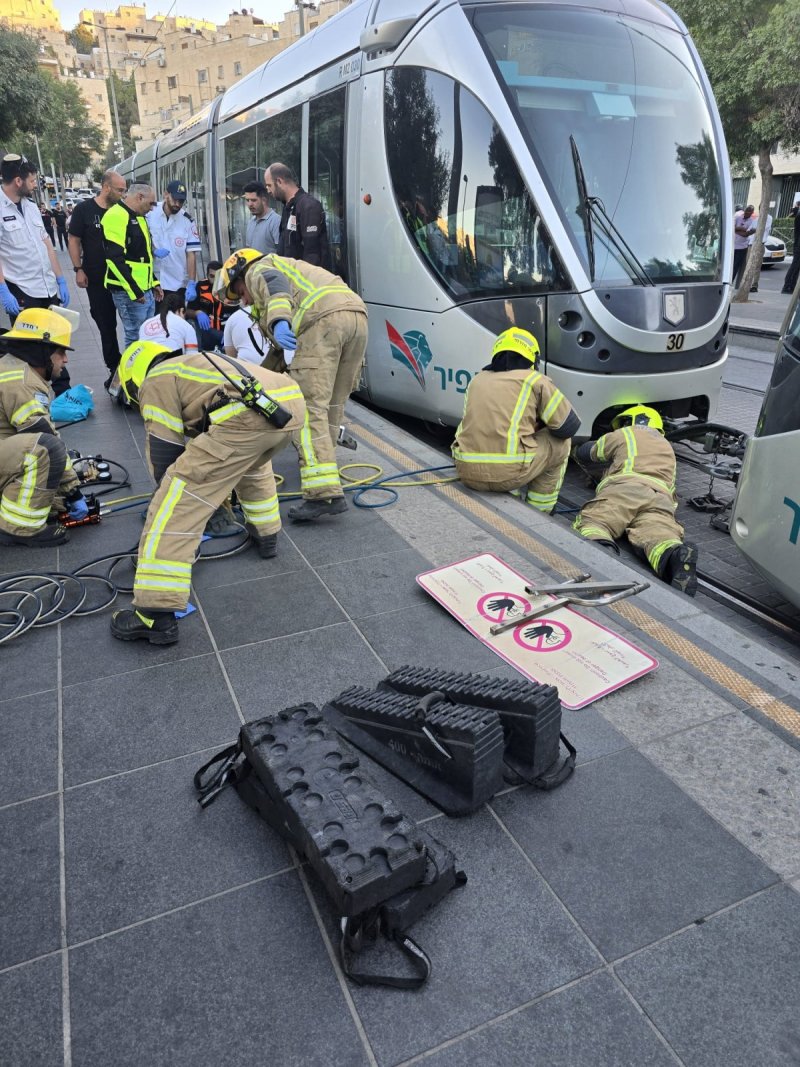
[{"xmin": 488, "ymin": 574, "xmax": 649, "ymax": 636}]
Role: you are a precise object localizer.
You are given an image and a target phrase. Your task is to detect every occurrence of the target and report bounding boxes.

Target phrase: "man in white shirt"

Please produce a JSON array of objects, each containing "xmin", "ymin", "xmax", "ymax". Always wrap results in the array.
[
  {"xmin": 0, "ymin": 155, "xmax": 70, "ymax": 325},
  {"xmin": 243, "ymin": 181, "xmax": 281, "ymax": 256},
  {"xmin": 146, "ymin": 180, "xmax": 201, "ymax": 311},
  {"xmin": 223, "ymin": 307, "xmax": 270, "ymax": 365},
  {"xmin": 732, "ymin": 205, "xmax": 757, "ymax": 290}
]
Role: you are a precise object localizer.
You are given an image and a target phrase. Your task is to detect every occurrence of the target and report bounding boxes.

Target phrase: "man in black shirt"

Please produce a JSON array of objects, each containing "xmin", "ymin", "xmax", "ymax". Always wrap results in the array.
[
  {"xmin": 264, "ymin": 162, "xmax": 330, "ymax": 268},
  {"xmin": 68, "ymin": 170, "xmax": 127, "ymax": 385},
  {"xmin": 40, "ymin": 205, "xmax": 55, "ymax": 245},
  {"xmin": 52, "ymin": 204, "xmax": 68, "ymax": 250}
]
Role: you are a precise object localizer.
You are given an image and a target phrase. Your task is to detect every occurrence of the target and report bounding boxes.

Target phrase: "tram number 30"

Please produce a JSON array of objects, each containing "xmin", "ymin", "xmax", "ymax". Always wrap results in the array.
[{"xmin": 666, "ymin": 333, "xmax": 685, "ymax": 351}]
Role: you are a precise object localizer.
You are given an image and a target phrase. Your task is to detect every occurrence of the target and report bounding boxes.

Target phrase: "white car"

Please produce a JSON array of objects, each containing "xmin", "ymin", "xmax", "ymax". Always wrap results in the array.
[{"xmin": 761, "ymin": 235, "xmax": 786, "ymax": 266}]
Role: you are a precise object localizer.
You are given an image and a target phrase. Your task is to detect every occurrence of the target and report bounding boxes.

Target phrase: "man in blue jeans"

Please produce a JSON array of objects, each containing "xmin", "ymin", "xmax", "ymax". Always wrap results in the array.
[{"xmin": 101, "ymin": 183, "xmax": 163, "ymax": 348}]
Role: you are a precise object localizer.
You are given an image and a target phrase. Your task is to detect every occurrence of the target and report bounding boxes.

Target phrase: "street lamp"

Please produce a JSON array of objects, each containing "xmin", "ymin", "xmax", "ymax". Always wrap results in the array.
[
  {"xmin": 81, "ymin": 20, "xmax": 124, "ymax": 160},
  {"xmin": 295, "ymin": 1, "xmax": 317, "ymax": 37}
]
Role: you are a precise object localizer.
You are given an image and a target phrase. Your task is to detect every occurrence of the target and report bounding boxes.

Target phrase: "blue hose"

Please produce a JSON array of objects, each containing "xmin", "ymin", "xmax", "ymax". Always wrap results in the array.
[{"xmin": 350, "ymin": 465, "xmax": 456, "ymax": 508}]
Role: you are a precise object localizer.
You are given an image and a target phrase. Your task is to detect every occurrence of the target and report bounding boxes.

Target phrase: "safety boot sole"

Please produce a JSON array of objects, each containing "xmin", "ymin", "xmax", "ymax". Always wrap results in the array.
[
  {"xmin": 288, "ymin": 496, "xmax": 348, "ymax": 523},
  {"xmin": 0, "ymin": 526, "xmax": 69, "ymax": 547},
  {"xmin": 667, "ymin": 543, "xmax": 698, "ymax": 597}
]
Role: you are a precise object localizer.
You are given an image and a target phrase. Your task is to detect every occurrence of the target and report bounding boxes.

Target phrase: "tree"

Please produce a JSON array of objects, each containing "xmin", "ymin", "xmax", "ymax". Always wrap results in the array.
[
  {"xmin": 0, "ymin": 28, "xmax": 54, "ymax": 143},
  {"xmin": 110, "ymin": 72, "xmax": 140, "ymax": 157},
  {"xmin": 14, "ymin": 79, "xmax": 104, "ymax": 188},
  {"xmin": 65, "ymin": 24, "xmax": 97, "ymax": 54},
  {"xmin": 671, "ymin": 0, "xmax": 800, "ymax": 301}
]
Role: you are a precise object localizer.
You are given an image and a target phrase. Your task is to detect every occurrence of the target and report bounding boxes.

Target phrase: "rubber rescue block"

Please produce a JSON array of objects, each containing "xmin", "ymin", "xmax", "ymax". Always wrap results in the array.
[{"xmin": 240, "ymin": 705, "xmax": 428, "ymax": 916}]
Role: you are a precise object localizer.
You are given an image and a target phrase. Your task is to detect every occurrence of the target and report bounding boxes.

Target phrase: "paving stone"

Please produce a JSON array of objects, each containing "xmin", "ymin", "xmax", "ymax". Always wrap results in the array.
[
  {"xmin": 325, "ymin": 810, "xmax": 600, "ymax": 1066},
  {"xmin": 56, "ymin": 507, "xmax": 144, "ymax": 573},
  {"xmin": 0, "ymin": 690, "xmax": 58, "ymax": 807},
  {"xmin": 64, "ymin": 752, "xmax": 292, "ymax": 942},
  {"xmin": 59, "ymin": 603, "xmax": 213, "ymax": 688},
  {"xmin": 642, "ymin": 712, "xmax": 800, "ymax": 878},
  {"xmin": 420, "ymin": 971, "xmax": 675, "ymax": 1067},
  {"xmin": 316, "ymin": 546, "xmax": 431, "ymax": 618},
  {"xmin": 0, "ymin": 796, "xmax": 61, "ymax": 969},
  {"xmin": 0, "ymin": 623, "xmax": 58, "ymax": 701},
  {"xmin": 197, "ymin": 566, "xmax": 345, "ymax": 651},
  {"xmin": 189, "ymin": 529, "xmax": 306, "ymax": 591},
  {"xmin": 491, "ymin": 747, "xmax": 777, "ymax": 960},
  {"xmin": 281, "ymin": 501, "xmax": 412, "ymax": 566},
  {"xmin": 357, "ymin": 600, "xmax": 501, "ymax": 674},
  {"xmin": 68, "ymin": 874, "xmax": 370, "ymax": 1067},
  {"xmin": 0, "ymin": 954, "xmax": 63, "ymax": 1067},
  {"xmin": 62, "ymin": 655, "xmax": 242, "ymax": 787},
  {"xmin": 616, "ymin": 885, "xmax": 800, "ymax": 1067}
]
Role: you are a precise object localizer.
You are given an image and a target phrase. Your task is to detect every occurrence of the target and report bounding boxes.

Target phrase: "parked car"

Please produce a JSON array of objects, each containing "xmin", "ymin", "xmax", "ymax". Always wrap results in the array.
[
  {"xmin": 76, "ymin": 188, "xmax": 94, "ymax": 200},
  {"xmin": 761, "ymin": 234, "xmax": 786, "ymax": 267}
]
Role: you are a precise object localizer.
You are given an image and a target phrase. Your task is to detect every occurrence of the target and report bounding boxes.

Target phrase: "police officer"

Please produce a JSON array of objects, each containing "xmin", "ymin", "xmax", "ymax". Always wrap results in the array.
[
  {"xmin": 0, "ymin": 155, "xmax": 70, "ymax": 325},
  {"xmin": 265, "ymin": 163, "xmax": 330, "ymax": 268},
  {"xmin": 0, "ymin": 308, "xmax": 89, "ymax": 546},
  {"xmin": 110, "ymin": 340, "xmax": 306, "ymax": 645},
  {"xmin": 572, "ymin": 405, "xmax": 698, "ymax": 595},
  {"xmin": 101, "ymin": 183, "xmax": 162, "ymax": 348},
  {"xmin": 452, "ymin": 328, "xmax": 580, "ymax": 513},
  {"xmin": 214, "ymin": 249, "xmax": 368, "ymax": 522},
  {"xmin": 146, "ymin": 180, "xmax": 201, "ymax": 311}
]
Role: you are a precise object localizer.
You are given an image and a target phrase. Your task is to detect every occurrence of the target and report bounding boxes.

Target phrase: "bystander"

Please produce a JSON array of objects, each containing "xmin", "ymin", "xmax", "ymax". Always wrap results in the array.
[
  {"xmin": 147, "ymin": 180, "xmax": 201, "ymax": 311},
  {"xmin": 243, "ymin": 181, "xmax": 281, "ymax": 256},
  {"xmin": 264, "ymin": 162, "xmax": 330, "ymax": 267}
]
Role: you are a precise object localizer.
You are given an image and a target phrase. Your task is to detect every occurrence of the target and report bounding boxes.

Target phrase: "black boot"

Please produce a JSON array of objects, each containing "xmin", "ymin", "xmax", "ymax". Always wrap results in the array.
[
  {"xmin": 288, "ymin": 496, "xmax": 348, "ymax": 523},
  {"xmin": 245, "ymin": 524, "xmax": 278, "ymax": 558},
  {"xmin": 204, "ymin": 505, "xmax": 240, "ymax": 537},
  {"xmin": 0, "ymin": 524, "xmax": 69, "ymax": 547},
  {"xmin": 110, "ymin": 608, "xmax": 179, "ymax": 645},
  {"xmin": 662, "ymin": 543, "xmax": 698, "ymax": 597}
]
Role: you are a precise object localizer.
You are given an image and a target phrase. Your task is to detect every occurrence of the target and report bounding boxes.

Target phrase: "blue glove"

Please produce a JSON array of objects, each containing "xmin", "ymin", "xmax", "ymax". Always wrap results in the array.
[
  {"xmin": 56, "ymin": 276, "xmax": 70, "ymax": 307},
  {"xmin": 273, "ymin": 320, "xmax": 297, "ymax": 350},
  {"xmin": 196, "ymin": 311, "xmax": 211, "ymax": 330},
  {"xmin": 67, "ymin": 495, "xmax": 89, "ymax": 520},
  {"xmin": 185, "ymin": 280, "xmax": 197, "ymax": 302},
  {"xmin": 0, "ymin": 282, "xmax": 20, "ymax": 316},
  {"xmin": 153, "ymin": 247, "xmax": 171, "ymax": 259}
]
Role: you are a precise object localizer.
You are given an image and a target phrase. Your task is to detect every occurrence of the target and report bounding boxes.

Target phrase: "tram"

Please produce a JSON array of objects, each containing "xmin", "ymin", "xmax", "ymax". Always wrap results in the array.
[
  {"xmin": 730, "ymin": 293, "xmax": 800, "ymax": 612},
  {"xmin": 118, "ymin": 0, "xmax": 732, "ymax": 435}
]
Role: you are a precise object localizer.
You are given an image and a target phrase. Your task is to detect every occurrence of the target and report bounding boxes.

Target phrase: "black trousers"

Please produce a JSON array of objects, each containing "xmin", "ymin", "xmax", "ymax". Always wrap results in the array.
[
  {"xmin": 732, "ymin": 248, "xmax": 749, "ymax": 288},
  {"xmin": 87, "ymin": 281, "xmax": 122, "ymax": 371},
  {"xmin": 55, "ymin": 226, "xmax": 67, "ymax": 251},
  {"xmin": 5, "ymin": 283, "xmax": 59, "ymax": 326}
]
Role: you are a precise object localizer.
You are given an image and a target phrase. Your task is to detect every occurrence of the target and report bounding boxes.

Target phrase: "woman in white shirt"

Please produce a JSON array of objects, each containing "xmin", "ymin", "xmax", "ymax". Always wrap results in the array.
[
  {"xmin": 138, "ymin": 292, "xmax": 198, "ymax": 353},
  {"xmin": 223, "ymin": 306, "xmax": 272, "ymax": 366}
]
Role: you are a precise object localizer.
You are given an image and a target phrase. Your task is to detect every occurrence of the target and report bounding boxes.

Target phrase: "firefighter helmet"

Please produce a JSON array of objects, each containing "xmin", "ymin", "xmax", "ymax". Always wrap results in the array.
[
  {"xmin": 118, "ymin": 340, "xmax": 175, "ymax": 405},
  {"xmin": 491, "ymin": 327, "xmax": 540, "ymax": 365},
  {"xmin": 1, "ymin": 307, "xmax": 74, "ymax": 351},
  {"xmin": 611, "ymin": 405, "xmax": 664, "ymax": 433},
  {"xmin": 213, "ymin": 248, "xmax": 264, "ymax": 301}
]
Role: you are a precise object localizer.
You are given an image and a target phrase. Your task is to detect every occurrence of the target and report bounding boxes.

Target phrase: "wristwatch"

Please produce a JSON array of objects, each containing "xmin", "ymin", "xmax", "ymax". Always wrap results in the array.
[{"xmin": 73, "ymin": 266, "xmax": 83, "ymax": 273}]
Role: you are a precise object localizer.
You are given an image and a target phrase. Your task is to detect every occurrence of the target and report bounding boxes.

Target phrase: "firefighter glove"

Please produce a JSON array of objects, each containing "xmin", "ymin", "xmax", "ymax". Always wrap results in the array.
[
  {"xmin": 56, "ymin": 276, "xmax": 70, "ymax": 307},
  {"xmin": 273, "ymin": 320, "xmax": 297, "ymax": 350},
  {"xmin": 195, "ymin": 311, "xmax": 211, "ymax": 330},
  {"xmin": 153, "ymin": 247, "xmax": 171, "ymax": 259},
  {"xmin": 185, "ymin": 280, "xmax": 198, "ymax": 302},
  {"xmin": 0, "ymin": 283, "xmax": 20, "ymax": 315},
  {"xmin": 67, "ymin": 494, "xmax": 89, "ymax": 520}
]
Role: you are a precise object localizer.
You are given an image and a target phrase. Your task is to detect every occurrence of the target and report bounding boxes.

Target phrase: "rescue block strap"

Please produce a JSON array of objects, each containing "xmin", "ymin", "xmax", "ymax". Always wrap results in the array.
[
  {"xmin": 504, "ymin": 732, "xmax": 577, "ymax": 791},
  {"xmin": 339, "ymin": 916, "xmax": 432, "ymax": 990},
  {"xmin": 193, "ymin": 742, "xmax": 242, "ymax": 808}
]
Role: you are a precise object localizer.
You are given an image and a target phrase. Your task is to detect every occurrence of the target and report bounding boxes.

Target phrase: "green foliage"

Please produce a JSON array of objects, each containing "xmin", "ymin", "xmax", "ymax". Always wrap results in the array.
[
  {"xmin": 15, "ymin": 79, "xmax": 104, "ymax": 179},
  {"xmin": 110, "ymin": 72, "xmax": 140, "ymax": 156},
  {"xmin": 65, "ymin": 25, "xmax": 97, "ymax": 54},
  {"xmin": 0, "ymin": 29, "xmax": 54, "ymax": 143}
]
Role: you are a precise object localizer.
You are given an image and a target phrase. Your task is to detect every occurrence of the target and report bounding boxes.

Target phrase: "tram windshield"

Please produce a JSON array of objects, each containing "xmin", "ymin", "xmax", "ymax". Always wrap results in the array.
[
  {"xmin": 756, "ymin": 296, "xmax": 800, "ymax": 437},
  {"xmin": 473, "ymin": 5, "xmax": 723, "ymax": 285}
]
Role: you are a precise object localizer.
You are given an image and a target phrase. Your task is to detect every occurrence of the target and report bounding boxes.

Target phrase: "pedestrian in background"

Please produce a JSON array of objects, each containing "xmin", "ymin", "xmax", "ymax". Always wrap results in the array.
[
  {"xmin": 69, "ymin": 168, "xmax": 127, "ymax": 389},
  {"xmin": 782, "ymin": 202, "xmax": 800, "ymax": 295},
  {"xmin": 41, "ymin": 204, "xmax": 55, "ymax": 246},
  {"xmin": 52, "ymin": 203, "xmax": 68, "ymax": 251},
  {"xmin": 146, "ymin": 180, "xmax": 200, "ymax": 311},
  {"xmin": 732, "ymin": 205, "xmax": 757, "ymax": 290},
  {"xmin": 265, "ymin": 163, "xmax": 330, "ymax": 268},
  {"xmin": 0, "ymin": 155, "xmax": 70, "ymax": 326},
  {"xmin": 243, "ymin": 181, "xmax": 281, "ymax": 256},
  {"xmin": 101, "ymin": 183, "xmax": 161, "ymax": 348}
]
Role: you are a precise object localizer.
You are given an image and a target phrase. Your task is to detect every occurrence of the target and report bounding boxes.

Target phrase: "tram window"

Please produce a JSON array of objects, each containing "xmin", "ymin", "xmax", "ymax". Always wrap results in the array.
[
  {"xmin": 385, "ymin": 67, "xmax": 568, "ymax": 300},
  {"xmin": 222, "ymin": 106, "xmax": 302, "ymax": 251},
  {"xmin": 757, "ymin": 309, "xmax": 800, "ymax": 437},
  {"xmin": 186, "ymin": 150, "xmax": 209, "ymax": 271},
  {"xmin": 309, "ymin": 88, "xmax": 347, "ymax": 279}
]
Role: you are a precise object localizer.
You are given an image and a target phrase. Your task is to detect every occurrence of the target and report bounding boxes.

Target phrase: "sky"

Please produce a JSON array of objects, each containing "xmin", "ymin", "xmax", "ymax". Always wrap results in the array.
[{"xmin": 56, "ymin": 1, "xmax": 293, "ymax": 32}]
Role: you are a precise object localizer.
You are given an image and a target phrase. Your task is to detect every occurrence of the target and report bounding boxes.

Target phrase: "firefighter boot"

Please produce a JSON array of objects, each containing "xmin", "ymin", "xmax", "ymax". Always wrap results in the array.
[
  {"xmin": 0, "ymin": 524, "xmax": 69, "ymax": 547},
  {"xmin": 110, "ymin": 608, "xmax": 179, "ymax": 645},
  {"xmin": 663, "ymin": 543, "xmax": 698, "ymax": 597},
  {"xmin": 245, "ymin": 524, "xmax": 278, "ymax": 559},
  {"xmin": 204, "ymin": 505, "xmax": 240, "ymax": 538},
  {"xmin": 288, "ymin": 496, "xmax": 348, "ymax": 523}
]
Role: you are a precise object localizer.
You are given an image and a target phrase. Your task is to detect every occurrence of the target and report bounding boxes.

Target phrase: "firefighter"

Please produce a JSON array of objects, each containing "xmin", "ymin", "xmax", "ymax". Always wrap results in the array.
[
  {"xmin": 0, "ymin": 308, "xmax": 89, "ymax": 546},
  {"xmin": 214, "ymin": 249, "xmax": 368, "ymax": 522},
  {"xmin": 452, "ymin": 327, "xmax": 580, "ymax": 513},
  {"xmin": 110, "ymin": 340, "xmax": 306, "ymax": 645},
  {"xmin": 572, "ymin": 405, "xmax": 697, "ymax": 595}
]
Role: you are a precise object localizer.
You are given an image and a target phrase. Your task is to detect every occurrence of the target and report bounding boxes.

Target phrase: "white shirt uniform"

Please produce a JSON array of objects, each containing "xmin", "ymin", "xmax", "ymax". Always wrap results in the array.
[
  {"xmin": 139, "ymin": 311, "xmax": 198, "ymax": 353},
  {"xmin": 0, "ymin": 190, "xmax": 57, "ymax": 298},
  {"xmin": 223, "ymin": 308, "xmax": 270, "ymax": 365},
  {"xmin": 146, "ymin": 202, "xmax": 201, "ymax": 291}
]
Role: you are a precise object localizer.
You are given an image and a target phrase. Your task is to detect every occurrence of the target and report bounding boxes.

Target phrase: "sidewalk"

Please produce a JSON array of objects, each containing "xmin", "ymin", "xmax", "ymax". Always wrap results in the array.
[{"xmin": 727, "ymin": 258, "xmax": 794, "ymax": 338}]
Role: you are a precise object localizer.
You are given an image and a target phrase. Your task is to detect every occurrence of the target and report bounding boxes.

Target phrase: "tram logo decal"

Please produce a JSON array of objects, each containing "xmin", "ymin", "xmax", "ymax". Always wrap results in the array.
[
  {"xmin": 663, "ymin": 290, "xmax": 686, "ymax": 327},
  {"xmin": 386, "ymin": 321, "xmax": 433, "ymax": 389}
]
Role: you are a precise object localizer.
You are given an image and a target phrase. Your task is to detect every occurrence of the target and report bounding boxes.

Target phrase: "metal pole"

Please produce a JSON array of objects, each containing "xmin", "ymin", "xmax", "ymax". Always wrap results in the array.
[
  {"xmin": 296, "ymin": 0, "xmax": 305, "ymax": 37},
  {"xmin": 33, "ymin": 134, "xmax": 45, "ymax": 178},
  {"xmin": 99, "ymin": 23, "xmax": 124, "ymax": 159}
]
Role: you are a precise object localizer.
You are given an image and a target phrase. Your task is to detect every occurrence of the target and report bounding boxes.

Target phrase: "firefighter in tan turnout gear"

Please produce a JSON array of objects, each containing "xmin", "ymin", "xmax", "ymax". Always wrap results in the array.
[
  {"xmin": 572, "ymin": 405, "xmax": 698, "ymax": 595},
  {"xmin": 110, "ymin": 340, "xmax": 306, "ymax": 645},
  {"xmin": 215, "ymin": 249, "xmax": 367, "ymax": 522},
  {"xmin": 452, "ymin": 328, "xmax": 580, "ymax": 513},
  {"xmin": 0, "ymin": 308, "xmax": 90, "ymax": 547}
]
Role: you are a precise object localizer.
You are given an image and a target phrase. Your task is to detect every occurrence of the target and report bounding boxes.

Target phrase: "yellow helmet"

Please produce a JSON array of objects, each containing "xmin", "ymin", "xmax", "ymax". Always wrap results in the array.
[
  {"xmin": 118, "ymin": 340, "xmax": 174, "ymax": 404},
  {"xmin": 612, "ymin": 404, "xmax": 664, "ymax": 433},
  {"xmin": 491, "ymin": 327, "xmax": 540, "ymax": 365},
  {"xmin": 2, "ymin": 307, "xmax": 74, "ymax": 350},
  {"xmin": 213, "ymin": 248, "xmax": 264, "ymax": 300}
]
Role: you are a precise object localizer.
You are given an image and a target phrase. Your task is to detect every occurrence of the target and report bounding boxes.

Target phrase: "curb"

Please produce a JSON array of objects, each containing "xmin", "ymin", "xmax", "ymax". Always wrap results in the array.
[{"xmin": 729, "ymin": 323, "xmax": 780, "ymax": 341}]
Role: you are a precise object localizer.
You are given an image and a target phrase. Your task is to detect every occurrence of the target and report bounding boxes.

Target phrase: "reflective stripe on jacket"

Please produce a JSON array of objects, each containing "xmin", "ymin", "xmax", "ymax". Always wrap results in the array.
[
  {"xmin": 247, "ymin": 255, "xmax": 365, "ymax": 340},
  {"xmin": 589, "ymin": 426, "xmax": 677, "ymax": 498},
  {"xmin": 102, "ymin": 202, "xmax": 154, "ymax": 300}
]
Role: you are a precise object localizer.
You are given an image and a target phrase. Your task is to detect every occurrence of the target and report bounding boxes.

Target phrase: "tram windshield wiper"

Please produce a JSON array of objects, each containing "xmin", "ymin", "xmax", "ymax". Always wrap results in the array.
[{"xmin": 569, "ymin": 136, "xmax": 655, "ymax": 287}]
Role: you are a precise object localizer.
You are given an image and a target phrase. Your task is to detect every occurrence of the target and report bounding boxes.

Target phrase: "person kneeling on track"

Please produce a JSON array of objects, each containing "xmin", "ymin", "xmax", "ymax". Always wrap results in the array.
[
  {"xmin": 109, "ymin": 340, "xmax": 306, "ymax": 645},
  {"xmin": 0, "ymin": 308, "xmax": 90, "ymax": 547},
  {"xmin": 214, "ymin": 248, "xmax": 367, "ymax": 523},
  {"xmin": 572, "ymin": 405, "xmax": 698, "ymax": 596},
  {"xmin": 451, "ymin": 327, "xmax": 580, "ymax": 513}
]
